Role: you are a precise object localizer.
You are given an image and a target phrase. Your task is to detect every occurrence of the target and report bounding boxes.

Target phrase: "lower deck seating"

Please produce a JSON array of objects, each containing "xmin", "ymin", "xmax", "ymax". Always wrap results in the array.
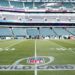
[{"xmin": 0, "ymin": 28, "xmax": 12, "ymax": 36}]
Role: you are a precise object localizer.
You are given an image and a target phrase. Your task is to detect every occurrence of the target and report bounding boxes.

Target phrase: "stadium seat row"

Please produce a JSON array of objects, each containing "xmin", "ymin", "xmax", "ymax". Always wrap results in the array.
[
  {"xmin": 0, "ymin": 28, "xmax": 75, "ymax": 38},
  {"xmin": 0, "ymin": 0, "xmax": 75, "ymax": 10}
]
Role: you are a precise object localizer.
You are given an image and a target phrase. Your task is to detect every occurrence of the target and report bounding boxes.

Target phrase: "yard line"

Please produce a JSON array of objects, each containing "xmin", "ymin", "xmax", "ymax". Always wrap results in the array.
[
  {"xmin": 69, "ymin": 49, "xmax": 75, "ymax": 54},
  {"xmin": 34, "ymin": 40, "xmax": 37, "ymax": 75},
  {"xmin": 6, "ymin": 40, "xmax": 25, "ymax": 48},
  {"xmin": 35, "ymin": 40, "xmax": 37, "ymax": 57}
]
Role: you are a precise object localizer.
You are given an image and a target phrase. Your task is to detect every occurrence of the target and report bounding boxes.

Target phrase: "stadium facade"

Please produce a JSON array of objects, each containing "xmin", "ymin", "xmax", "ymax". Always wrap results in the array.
[
  {"xmin": 0, "ymin": 1, "xmax": 75, "ymax": 75},
  {"xmin": 0, "ymin": 0, "xmax": 75, "ymax": 40}
]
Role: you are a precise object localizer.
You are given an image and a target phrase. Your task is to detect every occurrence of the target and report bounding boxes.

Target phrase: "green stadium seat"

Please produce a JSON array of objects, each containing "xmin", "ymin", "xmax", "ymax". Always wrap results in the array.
[
  {"xmin": 0, "ymin": 0, "xmax": 9, "ymax": 7},
  {"xmin": 24, "ymin": 2, "xmax": 33, "ymax": 9},
  {"xmin": 10, "ymin": 1, "xmax": 23, "ymax": 8},
  {"xmin": 34, "ymin": 2, "xmax": 45, "ymax": 9},
  {"xmin": 63, "ymin": 3, "xmax": 73, "ymax": 8}
]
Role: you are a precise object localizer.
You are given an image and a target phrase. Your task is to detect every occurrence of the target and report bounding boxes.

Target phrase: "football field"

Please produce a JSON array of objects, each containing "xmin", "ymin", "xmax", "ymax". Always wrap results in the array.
[{"xmin": 0, "ymin": 39, "xmax": 75, "ymax": 75}]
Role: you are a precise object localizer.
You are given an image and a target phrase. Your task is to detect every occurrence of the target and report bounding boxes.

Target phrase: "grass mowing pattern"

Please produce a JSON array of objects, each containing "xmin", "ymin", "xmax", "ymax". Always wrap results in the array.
[
  {"xmin": 36, "ymin": 40, "xmax": 75, "ymax": 65},
  {"xmin": 0, "ymin": 39, "xmax": 75, "ymax": 75}
]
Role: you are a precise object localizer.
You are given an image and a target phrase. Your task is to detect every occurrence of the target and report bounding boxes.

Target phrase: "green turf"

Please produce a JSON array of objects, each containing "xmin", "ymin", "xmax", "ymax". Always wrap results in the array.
[
  {"xmin": 36, "ymin": 40, "xmax": 75, "ymax": 64},
  {"xmin": 0, "ymin": 39, "xmax": 34, "ymax": 65},
  {"xmin": 0, "ymin": 71, "xmax": 34, "ymax": 75},
  {"xmin": 0, "ymin": 39, "xmax": 75, "ymax": 75},
  {"xmin": 38, "ymin": 70, "xmax": 75, "ymax": 75}
]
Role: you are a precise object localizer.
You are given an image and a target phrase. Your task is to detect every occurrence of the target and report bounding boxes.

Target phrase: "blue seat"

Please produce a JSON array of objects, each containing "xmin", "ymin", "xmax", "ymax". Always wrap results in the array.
[
  {"xmin": 67, "ymin": 28, "xmax": 75, "ymax": 35},
  {"xmin": 24, "ymin": 2, "xmax": 33, "ymax": 9},
  {"xmin": 53, "ymin": 28, "xmax": 70, "ymax": 36},
  {"xmin": 26, "ymin": 28, "xmax": 39, "ymax": 37},
  {"xmin": 0, "ymin": 0, "xmax": 9, "ymax": 7},
  {"xmin": 40, "ymin": 28, "xmax": 55, "ymax": 37},
  {"xmin": 35, "ymin": 2, "xmax": 45, "ymax": 9},
  {"xmin": 0, "ymin": 28, "xmax": 12, "ymax": 36},
  {"xmin": 12, "ymin": 28, "xmax": 27, "ymax": 37},
  {"xmin": 10, "ymin": 1, "xmax": 23, "ymax": 8},
  {"xmin": 63, "ymin": 3, "xmax": 73, "ymax": 8}
]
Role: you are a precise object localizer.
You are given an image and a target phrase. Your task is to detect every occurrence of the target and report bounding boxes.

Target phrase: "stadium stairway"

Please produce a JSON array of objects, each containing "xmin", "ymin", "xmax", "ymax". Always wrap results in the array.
[
  {"xmin": 0, "ymin": 28, "xmax": 12, "ymax": 37},
  {"xmin": 39, "ymin": 28, "xmax": 56, "ymax": 37},
  {"xmin": 65, "ymin": 28, "xmax": 75, "ymax": 36},
  {"xmin": 26, "ymin": 28, "xmax": 39, "ymax": 38},
  {"xmin": 12, "ymin": 28, "xmax": 27, "ymax": 37},
  {"xmin": 52, "ymin": 27, "xmax": 59, "ymax": 36},
  {"xmin": 53, "ymin": 27, "xmax": 70, "ymax": 36}
]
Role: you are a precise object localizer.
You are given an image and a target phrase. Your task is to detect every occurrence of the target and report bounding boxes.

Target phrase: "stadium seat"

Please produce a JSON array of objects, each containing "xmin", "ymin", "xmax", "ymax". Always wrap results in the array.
[
  {"xmin": 0, "ymin": 28, "xmax": 12, "ymax": 36},
  {"xmin": 26, "ymin": 28, "xmax": 39, "ymax": 38},
  {"xmin": 53, "ymin": 28, "xmax": 71, "ymax": 36},
  {"xmin": 40, "ymin": 28, "xmax": 56, "ymax": 37},
  {"xmin": 12, "ymin": 28, "xmax": 27, "ymax": 37},
  {"xmin": 34, "ymin": 2, "xmax": 45, "ymax": 9},
  {"xmin": 66, "ymin": 28, "xmax": 75, "ymax": 35},
  {"xmin": 63, "ymin": 3, "xmax": 73, "ymax": 8},
  {"xmin": 10, "ymin": 1, "xmax": 23, "ymax": 8},
  {"xmin": 0, "ymin": 0, "xmax": 9, "ymax": 7},
  {"xmin": 24, "ymin": 2, "xmax": 33, "ymax": 9}
]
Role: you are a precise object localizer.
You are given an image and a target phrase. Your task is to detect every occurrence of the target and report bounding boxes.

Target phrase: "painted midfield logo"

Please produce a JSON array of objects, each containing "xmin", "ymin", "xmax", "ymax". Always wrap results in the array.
[
  {"xmin": 0, "ymin": 56, "xmax": 74, "ymax": 71},
  {"xmin": 28, "ymin": 57, "xmax": 45, "ymax": 64}
]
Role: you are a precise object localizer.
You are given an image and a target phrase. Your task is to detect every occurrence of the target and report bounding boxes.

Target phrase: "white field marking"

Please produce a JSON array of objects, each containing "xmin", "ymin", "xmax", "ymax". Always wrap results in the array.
[
  {"xmin": 35, "ymin": 40, "xmax": 37, "ymax": 58},
  {"xmin": 49, "ymin": 41, "xmax": 67, "ymax": 51},
  {"xmin": 34, "ymin": 40, "xmax": 37, "ymax": 75},
  {"xmin": 0, "ymin": 40, "xmax": 26, "ymax": 52},
  {"xmin": 53, "ymin": 40, "xmax": 75, "ymax": 55},
  {"xmin": 11, "ymin": 56, "xmax": 54, "ymax": 66},
  {"xmin": 49, "ymin": 48, "xmax": 75, "ymax": 51},
  {"xmin": 0, "ymin": 48, "xmax": 15, "ymax": 52},
  {"xmin": 0, "ymin": 48, "xmax": 3, "ymax": 51},
  {"xmin": 5, "ymin": 40, "xmax": 25, "ymax": 48},
  {"xmin": 49, "ymin": 41, "xmax": 74, "ymax": 55},
  {"xmin": 50, "ymin": 48, "xmax": 67, "ymax": 51},
  {"xmin": 37, "ymin": 56, "xmax": 54, "ymax": 66},
  {"xmin": 69, "ymin": 49, "xmax": 75, "ymax": 54}
]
